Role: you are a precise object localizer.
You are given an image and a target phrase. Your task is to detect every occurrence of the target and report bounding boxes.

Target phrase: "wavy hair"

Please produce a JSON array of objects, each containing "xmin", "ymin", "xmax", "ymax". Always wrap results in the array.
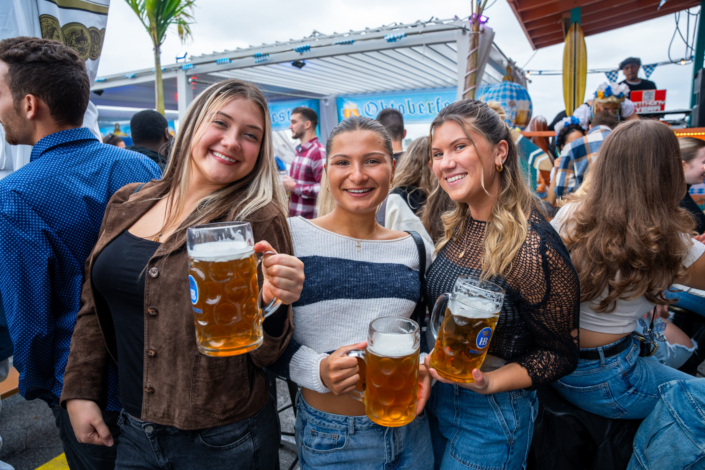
[
  {"xmin": 432, "ymin": 100, "xmax": 536, "ymax": 279},
  {"xmin": 133, "ymin": 79, "xmax": 287, "ymax": 246},
  {"xmin": 561, "ymin": 120, "xmax": 693, "ymax": 312},
  {"xmin": 392, "ymin": 136, "xmax": 436, "ymax": 200}
]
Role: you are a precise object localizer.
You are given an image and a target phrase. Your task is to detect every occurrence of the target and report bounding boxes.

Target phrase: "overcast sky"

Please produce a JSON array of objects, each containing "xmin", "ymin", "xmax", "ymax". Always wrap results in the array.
[{"xmin": 97, "ymin": 0, "xmax": 699, "ymax": 122}]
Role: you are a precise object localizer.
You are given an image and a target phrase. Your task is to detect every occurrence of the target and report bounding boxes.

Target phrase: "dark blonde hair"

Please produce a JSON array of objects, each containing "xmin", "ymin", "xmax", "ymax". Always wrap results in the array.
[
  {"xmin": 133, "ymin": 79, "xmax": 287, "ymax": 246},
  {"xmin": 679, "ymin": 136, "xmax": 705, "ymax": 163},
  {"xmin": 431, "ymin": 100, "xmax": 536, "ymax": 279},
  {"xmin": 562, "ymin": 120, "xmax": 694, "ymax": 312},
  {"xmin": 393, "ymin": 136, "xmax": 435, "ymax": 199}
]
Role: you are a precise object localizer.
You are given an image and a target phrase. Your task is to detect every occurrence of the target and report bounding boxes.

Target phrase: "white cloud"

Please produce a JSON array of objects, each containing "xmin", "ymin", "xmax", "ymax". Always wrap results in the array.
[{"xmin": 98, "ymin": 0, "xmax": 699, "ymax": 122}]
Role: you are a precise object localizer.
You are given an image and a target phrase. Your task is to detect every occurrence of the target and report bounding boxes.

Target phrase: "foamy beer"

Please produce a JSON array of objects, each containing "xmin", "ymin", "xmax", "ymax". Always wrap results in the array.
[
  {"xmin": 187, "ymin": 222, "xmax": 281, "ymax": 357},
  {"xmin": 348, "ymin": 317, "xmax": 420, "ymax": 427},
  {"xmin": 428, "ymin": 276, "xmax": 504, "ymax": 383}
]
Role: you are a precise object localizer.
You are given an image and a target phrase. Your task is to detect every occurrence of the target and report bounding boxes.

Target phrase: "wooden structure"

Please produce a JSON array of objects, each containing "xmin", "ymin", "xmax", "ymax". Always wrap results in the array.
[{"xmin": 507, "ymin": 0, "xmax": 701, "ymax": 50}]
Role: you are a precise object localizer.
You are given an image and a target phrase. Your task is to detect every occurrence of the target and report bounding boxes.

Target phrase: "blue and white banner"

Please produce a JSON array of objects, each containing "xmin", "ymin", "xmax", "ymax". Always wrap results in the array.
[
  {"xmin": 268, "ymin": 99, "xmax": 320, "ymax": 132},
  {"xmin": 336, "ymin": 88, "xmax": 457, "ymax": 123}
]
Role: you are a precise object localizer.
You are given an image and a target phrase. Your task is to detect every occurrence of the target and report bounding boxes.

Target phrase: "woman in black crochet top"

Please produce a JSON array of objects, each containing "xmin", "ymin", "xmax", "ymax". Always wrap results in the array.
[{"xmin": 422, "ymin": 100, "xmax": 580, "ymax": 470}]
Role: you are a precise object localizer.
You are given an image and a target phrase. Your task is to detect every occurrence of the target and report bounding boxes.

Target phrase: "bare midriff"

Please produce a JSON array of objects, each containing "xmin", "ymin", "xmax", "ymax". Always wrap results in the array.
[
  {"xmin": 301, "ymin": 388, "xmax": 366, "ymax": 416},
  {"xmin": 579, "ymin": 328, "xmax": 631, "ymax": 349}
]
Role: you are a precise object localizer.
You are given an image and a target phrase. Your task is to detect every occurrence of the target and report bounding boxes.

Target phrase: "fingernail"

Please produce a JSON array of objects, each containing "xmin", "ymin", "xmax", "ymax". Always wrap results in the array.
[{"xmin": 107, "ymin": 439, "xmax": 114, "ymax": 447}]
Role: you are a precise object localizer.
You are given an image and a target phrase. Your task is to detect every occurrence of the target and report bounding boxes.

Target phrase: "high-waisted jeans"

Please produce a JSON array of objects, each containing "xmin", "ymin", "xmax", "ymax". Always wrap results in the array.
[
  {"xmin": 294, "ymin": 392, "xmax": 434, "ymax": 470},
  {"xmin": 427, "ymin": 382, "xmax": 538, "ymax": 470},
  {"xmin": 553, "ymin": 335, "xmax": 693, "ymax": 420}
]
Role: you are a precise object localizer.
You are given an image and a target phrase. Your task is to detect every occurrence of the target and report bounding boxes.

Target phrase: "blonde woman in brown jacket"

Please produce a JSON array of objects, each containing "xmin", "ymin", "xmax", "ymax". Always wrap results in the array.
[{"xmin": 59, "ymin": 80, "xmax": 305, "ymax": 470}]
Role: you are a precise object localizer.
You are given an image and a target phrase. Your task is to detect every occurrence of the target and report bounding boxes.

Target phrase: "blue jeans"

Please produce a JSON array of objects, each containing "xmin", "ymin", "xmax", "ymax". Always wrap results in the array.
[
  {"xmin": 553, "ymin": 335, "xmax": 693, "ymax": 420},
  {"xmin": 427, "ymin": 382, "xmax": 538, "ymax": 470},
  {"xmin": 628, "ymin": 379, "xmax": 705, "ymax": 470},
  {"xmin": 634, "ymin": 318, "xmax": 696, "ymax": 369},
  {"xmin": 115, "ymin": 398, "xmax": 280, "ymax": 469},
  {"xmin": 294, "ymin": 392, "xmax": 434, "ymax": 469}
]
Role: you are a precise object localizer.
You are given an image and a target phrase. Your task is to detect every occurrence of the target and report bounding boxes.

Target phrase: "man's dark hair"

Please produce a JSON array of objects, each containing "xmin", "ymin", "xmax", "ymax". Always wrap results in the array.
[
  {"xmin": 292, "ymin": 106, "xmax": 318, "ymax": 129},
  {"xmin": 102, "ymin": 134, "xmax": 124, "ymax": 146},
  {"xmin": 591, "ymin": 111, "xmax": 619, "ymax": 130},
  {"xmin": 556, "ymin": 124, "xmax": 585, "ymax": 151},
  {"xmin": 619, "ymin": 57, "xmax": 641, "ymax": 70},
  {"xmin": 130, "ymin": 110, "xmax": 169, "ymax": 145},
  {"xmin": 0, "ymin": 37, "xmax": 90, "ymax": 127},
  {"xmin": 376, "ymin": 108, "xmax": 404, "ymax": 142}
]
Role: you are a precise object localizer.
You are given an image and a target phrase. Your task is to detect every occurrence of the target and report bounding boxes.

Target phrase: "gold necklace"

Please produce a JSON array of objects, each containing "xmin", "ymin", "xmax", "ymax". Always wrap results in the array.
[{"xmin": 349, "ymin": 225, "xmax": 378, "ymax": 252}]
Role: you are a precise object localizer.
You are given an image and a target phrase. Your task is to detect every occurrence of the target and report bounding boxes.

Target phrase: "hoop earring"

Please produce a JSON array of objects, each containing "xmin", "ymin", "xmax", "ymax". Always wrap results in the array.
[{"xmin": 496, "ymin": 163, "xmax": 504, "ymax": 172}]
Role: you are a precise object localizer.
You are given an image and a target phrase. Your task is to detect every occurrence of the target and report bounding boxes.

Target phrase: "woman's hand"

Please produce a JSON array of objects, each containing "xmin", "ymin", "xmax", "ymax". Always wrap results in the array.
[
  {"xmin": 66, "ymin": 399, "xmax": 114, "ymax": 447},
  {"xmin": 255, "ymin": 241, "xmax": 304, "ymax": 305},
  {"xmin": 423, "ymin": 354, "xmax": 495, "ymax": 394},
  {"xmin": 320, "ymin": 342, "xmax": 367, "ymax": 395},
  {"xmin": 416, "ymin": 361, "xmax": 432, "ymax": 414}
]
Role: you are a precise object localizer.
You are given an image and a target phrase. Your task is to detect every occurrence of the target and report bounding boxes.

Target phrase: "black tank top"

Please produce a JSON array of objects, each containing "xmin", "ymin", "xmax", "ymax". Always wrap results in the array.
[{"xmin": 92, "ymin": 230, "xmax": 160, "ymax": 416}]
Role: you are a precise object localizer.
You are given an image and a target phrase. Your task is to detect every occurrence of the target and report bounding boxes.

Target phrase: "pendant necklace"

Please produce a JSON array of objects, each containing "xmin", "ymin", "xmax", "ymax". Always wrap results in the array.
[{"xmin": 352, "ymin": 225, "xmax": 378, "ymax": 252}]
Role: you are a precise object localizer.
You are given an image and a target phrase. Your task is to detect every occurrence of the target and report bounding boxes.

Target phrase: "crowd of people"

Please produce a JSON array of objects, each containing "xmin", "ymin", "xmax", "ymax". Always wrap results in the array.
[{"xmin": 0, "ymin": 36, "xmax": 704, "ymax": 470}]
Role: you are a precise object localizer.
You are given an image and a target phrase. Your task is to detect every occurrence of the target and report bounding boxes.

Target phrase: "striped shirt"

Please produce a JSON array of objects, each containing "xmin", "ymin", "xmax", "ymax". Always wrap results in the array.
[
  {"xmin": 288, "ymin": 137, "xmax": 325, "ymax": 218},
  {"xmin": 554, "ymin": 125, "xmax": 612, "ymax": 199},
  {"xmin": 269, "ymin": 217, "xmax": 433, "ymax": 393}
]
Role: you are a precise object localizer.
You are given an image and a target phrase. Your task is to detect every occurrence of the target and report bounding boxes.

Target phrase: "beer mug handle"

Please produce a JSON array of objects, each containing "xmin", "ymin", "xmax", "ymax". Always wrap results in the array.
[
  {"xmin": 346, "ymin": 349, "xmax": 366, "ymax": 402},
  {"xmin": 257, "ymin": 250, "xmax": 283, "ymax": 318},
  {"xmin": 430, "ymin": 293, "xmax": 450, "ymax": 342}
]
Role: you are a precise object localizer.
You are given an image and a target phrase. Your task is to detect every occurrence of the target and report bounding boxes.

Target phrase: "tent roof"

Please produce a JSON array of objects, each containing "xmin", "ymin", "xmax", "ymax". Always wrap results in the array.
[
  {"xmin": 90, "ymin": 17, "xmax": 520, "ymax": 111},
  {"xmin": 507, "ymin": 0, "xmax": 700, "ymax": 50}
]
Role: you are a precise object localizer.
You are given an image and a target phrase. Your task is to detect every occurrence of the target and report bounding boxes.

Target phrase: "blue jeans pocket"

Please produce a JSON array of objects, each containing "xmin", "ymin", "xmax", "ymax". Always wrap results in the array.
[
  {"xmin": 301, "ymin": 419, "xmax": 348, "ymax": 454},
  {"xmin": 196, "ymin": 419, "xmax": 253, "ymax": 451},
  {"xmin": 554, "ymin": 380, "xmax": 628, "ymax": 419}
]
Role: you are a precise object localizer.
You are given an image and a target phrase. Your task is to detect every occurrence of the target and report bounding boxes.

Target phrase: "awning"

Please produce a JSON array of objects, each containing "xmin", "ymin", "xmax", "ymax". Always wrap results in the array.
[{"xmin": 507, "ymin": 0, "xmax": 700, "ymax": 50}]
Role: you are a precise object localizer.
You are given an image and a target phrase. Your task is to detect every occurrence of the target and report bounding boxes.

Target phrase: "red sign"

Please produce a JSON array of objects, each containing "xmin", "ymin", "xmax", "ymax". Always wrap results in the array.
[{"xmin": 630, "ymin": 89, "xmax": 667, "ymax": 113}]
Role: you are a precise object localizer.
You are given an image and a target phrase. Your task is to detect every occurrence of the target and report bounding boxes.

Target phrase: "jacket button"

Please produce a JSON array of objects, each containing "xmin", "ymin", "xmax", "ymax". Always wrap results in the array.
[
  {"xmin": 148, "ymin": 267, "xmax": 159, "ymax": 278},
  {"xmin": 144, "ymin": 386, "xmax": 155, "ymax": 394},
  {"xmin": 146, "ymin": 349, "xmax": 157, "ymax": 358},
  {"xmin": 147, "ymin": 307, "xmax": 158, "ymax": 317}
]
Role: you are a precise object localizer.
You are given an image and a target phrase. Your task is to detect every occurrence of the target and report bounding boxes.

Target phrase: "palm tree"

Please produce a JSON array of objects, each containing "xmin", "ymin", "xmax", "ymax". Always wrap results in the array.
[{"xmin": 125, "ymin": 0, "xmax": 196, "ymax": 115}]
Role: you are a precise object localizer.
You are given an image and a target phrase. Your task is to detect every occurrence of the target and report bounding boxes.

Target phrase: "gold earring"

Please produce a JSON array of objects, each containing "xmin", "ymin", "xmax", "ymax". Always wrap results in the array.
[{"xmin": 496, "ymin": 163, "xmax": 504, "ymax": 172}]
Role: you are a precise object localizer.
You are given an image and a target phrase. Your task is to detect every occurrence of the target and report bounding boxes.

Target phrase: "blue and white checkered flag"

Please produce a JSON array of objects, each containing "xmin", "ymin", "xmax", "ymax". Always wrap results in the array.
[
  {"xmin": 642, "ymin": 63, "xmax": 657, "ymax": 79},
  {"xmin": 659, "ymin": 0, "xmax": 668, "ymax": 8},
  {"xmin": 605, "ymin": 70, "xmax": 620, "ymax": 82}
]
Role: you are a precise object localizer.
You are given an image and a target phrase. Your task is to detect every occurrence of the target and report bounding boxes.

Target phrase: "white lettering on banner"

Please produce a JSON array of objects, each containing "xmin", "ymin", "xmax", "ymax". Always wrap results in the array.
[{"xmin": 337, "ymin": 88, "xmax": 457, "ymax": 123}]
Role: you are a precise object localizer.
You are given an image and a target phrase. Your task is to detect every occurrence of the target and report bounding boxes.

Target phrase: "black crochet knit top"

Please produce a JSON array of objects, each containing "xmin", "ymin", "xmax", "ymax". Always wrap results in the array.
[{"xmin": 424, "ymin": 209, "xmax": 580, "ymax": 390}]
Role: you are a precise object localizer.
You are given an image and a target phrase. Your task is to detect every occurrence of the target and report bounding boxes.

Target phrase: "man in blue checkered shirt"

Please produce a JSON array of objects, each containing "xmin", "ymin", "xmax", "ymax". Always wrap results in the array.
[{"xmin": 554, "ymin": 112, "xmax": 618, "ymax": 199}]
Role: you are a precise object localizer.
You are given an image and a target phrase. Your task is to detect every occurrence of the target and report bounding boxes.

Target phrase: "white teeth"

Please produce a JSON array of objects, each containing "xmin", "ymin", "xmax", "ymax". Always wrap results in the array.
[
  {"xmin": 212, "ymin": 150, "xmax": 236, "ymax": 163},
  {"xmin": 347, "ymin": 189, "xmax": 372, "ymax": 193},
  {"xmin": 446, "ymin": 174, "xmax": 467, "ymax": 183}
]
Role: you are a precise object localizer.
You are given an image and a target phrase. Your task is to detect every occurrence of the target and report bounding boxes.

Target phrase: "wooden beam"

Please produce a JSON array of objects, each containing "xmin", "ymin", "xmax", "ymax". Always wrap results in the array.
[
  {"xmin": 507, "ymin": 0, "xmax": 538, "ymax": 50},
  {"xmin": 530, "ymin": 23, "xmax": 565, "ymax": 40},
  {"xmin": 532, "ymin": 31, "xmax": 567, "ymax": 48},
  {"xmin": 583, "ymin": 2, "xmax": 701, "ymax": 36},
  {"xmin": 525, "ymin": 14, "xmax": 565, "ymax": 32},
  {"xmin": 519, "ymin": 0, "xmax": 602, "ymax": 23},
  {"xmin": 515, "ymin": 0, "xmax": 596, "ymax": 13}
]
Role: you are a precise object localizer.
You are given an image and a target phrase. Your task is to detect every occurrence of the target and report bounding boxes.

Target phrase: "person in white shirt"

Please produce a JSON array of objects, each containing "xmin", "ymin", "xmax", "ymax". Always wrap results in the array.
[{"xmin": 550, "ymin": 120, "xmax": 705, "ymax": 420}]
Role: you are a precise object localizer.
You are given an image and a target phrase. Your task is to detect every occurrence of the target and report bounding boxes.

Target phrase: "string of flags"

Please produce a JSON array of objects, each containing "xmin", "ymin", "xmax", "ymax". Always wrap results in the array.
[{"xmin": 605, "ymin": 63, "xmax": 657, "ymax": 82}]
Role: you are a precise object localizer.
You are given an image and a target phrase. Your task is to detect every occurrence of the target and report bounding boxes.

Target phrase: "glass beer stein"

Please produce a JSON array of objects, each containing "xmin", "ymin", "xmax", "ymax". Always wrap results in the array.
[
  {"xmin": 187, "ymin": 222, "xmax": 281, "ymax": 357},
  {"xmin": 348, "ymin": 317, "xmax": 420, "ymax": 427},
  {"xmin": 428, "ymin": 276, "xmax": 504, "ymax": 383}
]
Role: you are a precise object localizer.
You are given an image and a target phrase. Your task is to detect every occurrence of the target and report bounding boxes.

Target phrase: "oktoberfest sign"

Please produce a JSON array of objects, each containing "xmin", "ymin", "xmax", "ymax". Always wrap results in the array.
[
  {"xmin": 336, "ymin": 88, "xmax": 457, "ymax": 123},
  {"xmin": 267, "ymin": 99, "xmax": 321, "ymax": 133}
]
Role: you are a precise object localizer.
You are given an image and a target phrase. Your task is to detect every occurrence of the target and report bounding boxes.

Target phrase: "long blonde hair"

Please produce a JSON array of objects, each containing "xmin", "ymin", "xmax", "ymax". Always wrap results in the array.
[
  {"xmin": 432, "ymin": 100, "xmax": 536, "ymax": 279},
  {"xmin": 562, "ymin": 120, "xmax": 693, "ymax": 312},
  {"xmin": 392, "ymin": 136, "xmax": 435, "ymax": 197},
  {"xmin": 134, "ymin": 79, "xmax": 287, "ymax": 245}
]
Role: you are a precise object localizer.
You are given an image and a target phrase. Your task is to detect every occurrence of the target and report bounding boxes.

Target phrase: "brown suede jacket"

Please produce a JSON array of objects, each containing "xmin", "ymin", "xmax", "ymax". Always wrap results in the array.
[{"xmin": 59, "ymin": 182, "xmax": 293, "ymax": 430}]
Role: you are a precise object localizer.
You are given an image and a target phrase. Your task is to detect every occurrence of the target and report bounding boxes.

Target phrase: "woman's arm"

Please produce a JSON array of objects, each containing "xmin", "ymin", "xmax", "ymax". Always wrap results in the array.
[{"xmin": 685, "ymin": 244, "xmax": 705, "ymax": 291}]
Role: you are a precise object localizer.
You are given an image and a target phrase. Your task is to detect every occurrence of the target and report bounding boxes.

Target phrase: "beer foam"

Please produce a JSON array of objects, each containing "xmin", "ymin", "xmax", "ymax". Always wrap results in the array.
[
  {"xmin": 189, "ymin": 240, "xmax": 253, "ymax": 261},
  {"xmin": 449, "ymin": 296, "xmax": 497, "ymax": 319},
  {"xmin": 369, "ymin": 333, "xmax": 418, "ymax": 358}
]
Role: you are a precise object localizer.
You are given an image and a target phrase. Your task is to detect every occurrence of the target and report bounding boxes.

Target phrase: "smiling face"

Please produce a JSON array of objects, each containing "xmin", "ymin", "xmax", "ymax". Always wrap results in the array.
[
  {"xmin": 431, "ymin": 120, "xmax": 507, "ymax": 208},
  {"xmin": 0, "ymin": 61, "xmax": 31, "ymax": 145},
  {"xmin": 189, "ymin": 97, "xmax": 265, "ymax": 191},
  {"xmin": 326, "ymin": 129, "xmax": 393, "ymax": 215},
  {"xmin": 684, "ymin": 147, "xmax": 705, "ymax": 185}
]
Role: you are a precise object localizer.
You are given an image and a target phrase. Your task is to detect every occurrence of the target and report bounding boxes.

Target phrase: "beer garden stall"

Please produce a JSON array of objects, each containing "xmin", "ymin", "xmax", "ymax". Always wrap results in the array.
[{"xmin": 90, "ymin": 17, "xmax": 527, "ymax": 163}]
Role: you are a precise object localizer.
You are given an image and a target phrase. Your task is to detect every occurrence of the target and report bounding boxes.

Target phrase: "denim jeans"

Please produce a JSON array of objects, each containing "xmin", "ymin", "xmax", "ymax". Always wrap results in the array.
[
  {"xmin": 628, "ymin": 379, "xmax": 705, "ymax": 470},
  {"xmin": 115, "ymin": 397, "xmax": 280, "ymax": 470},
  {"xmin": 634, "ymin": 318, "xmax": 696, "ymax": 369},
  {"xmin": 52, "ymin": 406, "xmax": 121, "ymax": 470},
  {"xmin": 427, "ymin": 382, "xmax": 538, "ymax": 470},
  {"xmin": 294, "ymin": 392, "xmax": 434, "ymax": 470},
  {"xmin": 553, "ymin": 335, "xmax": 693, "ymax": 420}
]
